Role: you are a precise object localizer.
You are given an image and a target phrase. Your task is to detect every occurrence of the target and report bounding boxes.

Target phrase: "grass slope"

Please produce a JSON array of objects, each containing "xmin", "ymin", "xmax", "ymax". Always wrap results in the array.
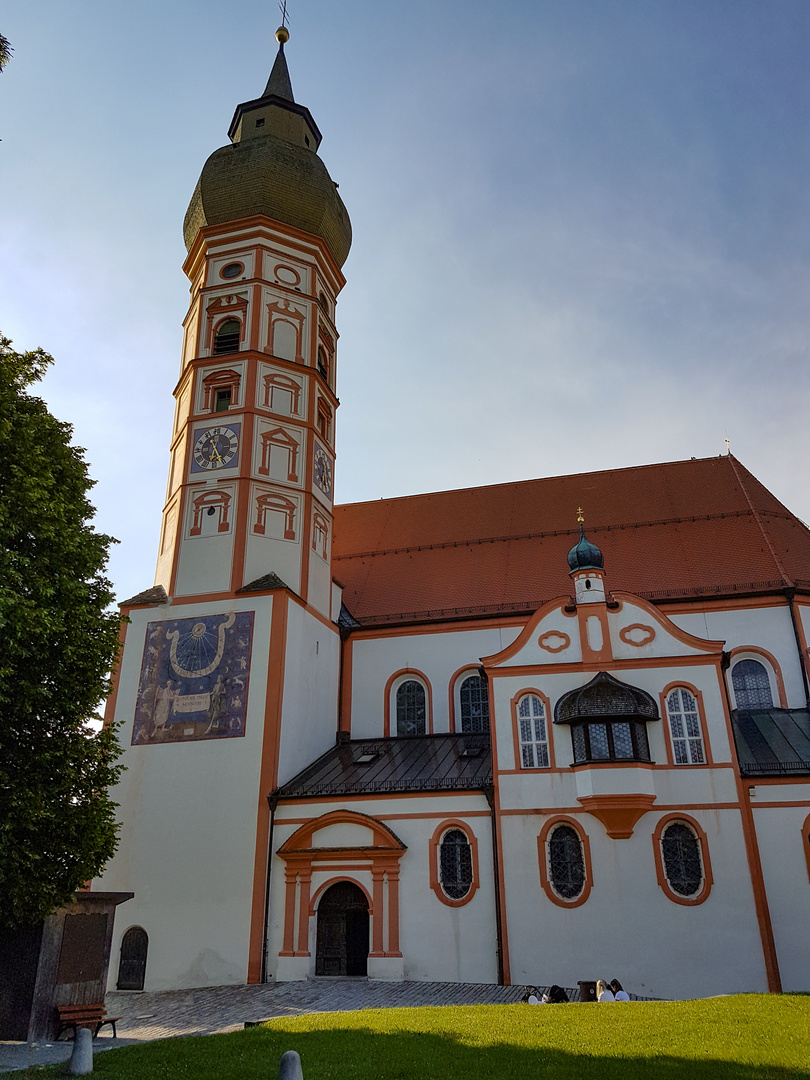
[{"xmin": 12, "ymin": 996, "xmax": 810, "ymax": 1080}]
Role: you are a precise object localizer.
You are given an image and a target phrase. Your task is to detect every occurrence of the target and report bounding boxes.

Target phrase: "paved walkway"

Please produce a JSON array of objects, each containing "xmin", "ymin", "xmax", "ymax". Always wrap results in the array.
[{"xmin": 0, "ymin": 979, "xmax": 537, "ymax": 1074}]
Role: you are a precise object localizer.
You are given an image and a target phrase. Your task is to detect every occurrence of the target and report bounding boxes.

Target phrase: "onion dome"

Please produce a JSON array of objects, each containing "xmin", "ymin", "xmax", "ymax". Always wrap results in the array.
[
  {"xmin": 183, "ymin": 28, "xmax": 352, "ymax": 267},
  {"xmin": 567, "ymin": 520, "xmax": 604, "ymax": 573},
  {"xmin": 554, "ymin": 672, "xmax": 659, "ymax": 724}
]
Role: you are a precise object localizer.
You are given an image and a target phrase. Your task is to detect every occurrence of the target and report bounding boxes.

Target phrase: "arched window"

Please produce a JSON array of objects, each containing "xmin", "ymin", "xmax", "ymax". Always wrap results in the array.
[
  {"xmin": 518, "ymin": 694, "xmax": 549, "ymax": 768},
  {"xmin": 547, "ymin": 824, "xmax": 586, "ymax": 900},
  {"xmin": 213, "ymin": 318, "xmax": 241, "ymax": 355},
  {"xmin": 660, "ymin": 822, "xmax": 704, "ymax": 897},
  {"xmin": 396, "ymin": 680, "xmax": 426, "ymax": 736},
  {"xmin": 732, "ymin": 659, "xmax": 773, "ymax": 708},
  {"xmin": 459, "ymin": 675, "xmax": 489, "ymax": 733},
  {"xmin": 665, "ymin": 688, "xmax": 705, "ymax": 764},
  {"xmin": 439, "ymin": 829, "xmax": 473, "ymax": 900}
]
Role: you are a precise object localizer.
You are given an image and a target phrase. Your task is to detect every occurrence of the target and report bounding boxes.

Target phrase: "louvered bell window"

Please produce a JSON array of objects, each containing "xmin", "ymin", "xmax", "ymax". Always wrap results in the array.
[
  {"xmin": 548, "ymin": 824, "xmax": 585, "ymax": 900},
  {"xmin": 439, "ymin": 829, "xmax": 473, "ymax": 900},
  {"xmin": 213, "ymin": 318, "xmax": 241, "ymax": 355},
  {"xmin": 661, "ymin": 822, "xmax": 703, "ymax": 897}
]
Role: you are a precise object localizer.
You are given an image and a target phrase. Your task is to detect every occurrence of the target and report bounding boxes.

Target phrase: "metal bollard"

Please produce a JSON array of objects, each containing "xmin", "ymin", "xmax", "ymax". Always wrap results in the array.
[
  {"xmin": 69, "ymin": 1027, "xmax": 93, "ymax": 1075},
  {"xmin": 279, "ymin": 1049, "xmax": 303, "ymax": 1080}
]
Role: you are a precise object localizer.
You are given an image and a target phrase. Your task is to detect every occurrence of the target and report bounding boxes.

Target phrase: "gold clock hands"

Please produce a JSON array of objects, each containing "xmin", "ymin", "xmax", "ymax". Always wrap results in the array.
[{"xmin": 208, "ymin": 439, "xmax": 224, "ymax": 464}]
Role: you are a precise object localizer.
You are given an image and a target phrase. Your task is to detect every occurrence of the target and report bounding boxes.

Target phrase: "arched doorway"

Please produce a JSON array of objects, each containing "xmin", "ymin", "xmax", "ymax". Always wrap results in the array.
[
  {"xmin": 315, "ymin": 881, "xmax": 369, "ymax": 976},
  {"xmin": 116, "ymin": 926, "xmax": 148, "ymax": 990}
]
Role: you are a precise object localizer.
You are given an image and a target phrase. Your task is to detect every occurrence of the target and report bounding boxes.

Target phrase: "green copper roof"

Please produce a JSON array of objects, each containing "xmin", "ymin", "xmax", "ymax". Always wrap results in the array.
[{"xmin": 567, "ymin": 524, "xmax": 604, "ymax": 573}]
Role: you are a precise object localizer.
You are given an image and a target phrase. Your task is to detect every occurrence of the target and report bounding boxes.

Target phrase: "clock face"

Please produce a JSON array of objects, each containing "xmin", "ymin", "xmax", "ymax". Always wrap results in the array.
[
  {"xmin": 191, "ymin": 424, "xmax": 240, "ymax": 473},
  {"xmin": 313, "ymin": 444, "xmax": 333, "ymax": 499}
]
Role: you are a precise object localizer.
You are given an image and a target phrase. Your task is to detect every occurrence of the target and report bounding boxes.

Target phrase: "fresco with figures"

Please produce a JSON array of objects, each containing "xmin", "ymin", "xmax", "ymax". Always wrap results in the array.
[{"xmin": 132, "ymin": 612, "xmax": 254, "ymax": 744}]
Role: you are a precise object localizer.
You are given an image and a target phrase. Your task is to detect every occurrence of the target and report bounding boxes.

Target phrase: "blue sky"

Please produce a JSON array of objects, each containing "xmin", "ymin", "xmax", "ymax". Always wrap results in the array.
[{"xmin": 2, "ymin": 1, "xmax": 809, "ymax": 603}]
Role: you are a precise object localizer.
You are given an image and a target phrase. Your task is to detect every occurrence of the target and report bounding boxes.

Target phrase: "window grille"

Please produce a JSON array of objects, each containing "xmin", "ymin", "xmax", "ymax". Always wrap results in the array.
[
  {"xmin": 460, "ymin": 675, "xmax": 490, "ymax": 733},
  {"xmin": 569, "ymin": 720, "xmax": 650, "ymax": 764},
  {"xmin": 518, "ymin": 694, "xmax": 549, "ymax": 767},
  {"xmin": 661, "ymin": 822, "xmax": 703, "ymax": 896},
  {"xmin": 732, "ymin": 659, "xmax": 773, "ymax": 708},
  {"xmin": 666, "ymin": 688, "xmax": 705, "ymax": 764},
  {"xmin": 439, "ymin": 828, "xmax": 473, "ymax": 900},
  {"xmin": 396, "ymin": 680, "xmax": 426, "ymax": 736},
  {"xmin": 548, "ymin": 824, "xmax": 585, "ymax": 900},
  {"xmin": 214, "ymin": 318, "xmax": 241, "ymax": 355}
]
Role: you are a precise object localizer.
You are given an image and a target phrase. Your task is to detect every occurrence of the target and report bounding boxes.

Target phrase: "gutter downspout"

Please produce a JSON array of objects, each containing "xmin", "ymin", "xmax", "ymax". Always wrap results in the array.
[
  {"xmin": 260, "ymin": 789, "xmax": 280, "ymax": 984},
  {"xmin": 719, "ymin": 655, "xmax": 781, "ymax": 992},
  {"xmin": 784, "ymin": 588, "xmax": 810, "ymax": 706},
  {"xmin": 484, "ymin": 783, "xmax": 505, "ymax": 986}
]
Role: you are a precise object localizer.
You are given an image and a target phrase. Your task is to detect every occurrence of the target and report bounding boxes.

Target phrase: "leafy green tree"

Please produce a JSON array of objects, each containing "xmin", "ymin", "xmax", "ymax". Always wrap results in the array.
[
  {"xmin": 0, "ymin": 34, "xmax": 12, "ymax": 72},
  {"xmin": 0, "ymin": 335, "xmax": 124, "ymax": 926}
]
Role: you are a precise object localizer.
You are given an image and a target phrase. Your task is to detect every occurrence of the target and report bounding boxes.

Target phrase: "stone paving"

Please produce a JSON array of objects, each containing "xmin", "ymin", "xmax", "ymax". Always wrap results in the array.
[{"xmin": 0, "ymin": 978, "xmax": 540, "ymax": 1074}]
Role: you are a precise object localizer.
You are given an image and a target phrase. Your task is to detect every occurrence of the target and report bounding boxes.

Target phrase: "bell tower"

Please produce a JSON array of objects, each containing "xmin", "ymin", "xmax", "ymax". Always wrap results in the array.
[{"xmin": 156, "ymin": 27, "xmax": 351, "ymax": 616}]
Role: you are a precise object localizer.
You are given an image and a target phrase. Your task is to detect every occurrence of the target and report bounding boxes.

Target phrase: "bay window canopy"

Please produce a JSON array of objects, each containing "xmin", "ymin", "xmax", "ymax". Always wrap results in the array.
[{"xmin": 554, "ymin": 671, "xmax": 659, "ymax": 764}]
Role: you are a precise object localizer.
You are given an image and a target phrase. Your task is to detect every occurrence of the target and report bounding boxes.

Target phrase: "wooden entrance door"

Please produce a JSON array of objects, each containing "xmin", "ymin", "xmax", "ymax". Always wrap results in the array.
[
  {"xmin": 116, "ymin": 927, "xmax": 148, "ymax": 990},
  {"xmin": 315, "ymin": 881, "xmax": 369, "ymax": 976}
]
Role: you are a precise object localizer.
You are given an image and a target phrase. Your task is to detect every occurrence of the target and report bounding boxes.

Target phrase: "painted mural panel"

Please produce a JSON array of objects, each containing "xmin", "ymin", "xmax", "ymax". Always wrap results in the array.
[{"xmin": 132, "ymin": 612, "xmax": 254, "ymax": 744}]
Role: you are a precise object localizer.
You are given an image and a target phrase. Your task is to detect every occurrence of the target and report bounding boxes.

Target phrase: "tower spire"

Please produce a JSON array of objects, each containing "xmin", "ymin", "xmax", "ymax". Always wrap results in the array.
[{"xmin": 263, "ymin": 25, "xmax": 294, "ymax": 101}]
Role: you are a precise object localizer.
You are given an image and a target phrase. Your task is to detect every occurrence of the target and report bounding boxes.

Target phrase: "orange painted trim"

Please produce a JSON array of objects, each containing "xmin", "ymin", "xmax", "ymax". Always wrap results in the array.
[
  {"xmin": 102, "ymin": 617, "xmax": 128, "ymax": 728},
  {"xmin": 500, "ymin": 802, "xmax": 742, "ymax": 817},
  {"xmin": 802, "ymin": 815, "xmax": 810, "ymax": 883},
  {"xmin": 619, "ymin": 623, "xmax": 656, "ymax": 648},
  {"xmin": 487, "ymin": 654, "xmax": 718, "ymax": 679},
  {"xmin": 651, "ymin": 813, "xmax": 713, "ymax": 906},
  {"xmin": 339, "ymin": 636, "xmax": 353, "ymax": 734},
  {"xmin": 428, "ymin": 819, "xmax": 481, "ymax": 907},
  {"xmin": 277, "ymin": 810, "xmax": 492, "ymax": 826},
  {"xmin": 346, "ymin": 615, "xmax": 527, "ymax": 641},
  {"xmin": 577, "ymin": 793, "xmax": 656, "ymax": 839},
  {"xmin": 278, "ymin": 808, "xmax": 407, "ymax": 854},
  {"xmin": 508, "ymin": 689, "xmax": 555, "ymax": 772},
  {"xmin": 610, "ymin": 593, "xmax": 725, "ymax": 654},
  {"xmin": 742, "ymin": 775, "xmax": 810, "ymax": 786},
  {"xmin": 383, "ymin": 669, "xmax": 434, "ymax": 737},
  {"xmin": 537, "ymin": 816, "xmax": 594, "ymax": 908},
  {"xmin": 747, "ymin": 799, "xmax": 810, "ymax": 808},
  {"xmin": 577, "ymin": 603, "xmax": 611, "ymax": 666},
  {"xmin": 661, "ymin": 595, "xmax": 788, "ymax": 615},
  {"xmin": 309, "ymin": 876, "xmax": 374, "ymax": 915},
  {"xmin": 727, "ymin": 645, "xmax": 788, "ymax": 708},
  {"xmin": 296, "ymin": 871, "xmax": 313, "ymax": 955},
  {"xmin": 480, "ymin": 597, "xmax": 574, "ymax": 666},
  {"xmin": 247, "ymin": 591, "xmax": 288, "ymax": 983},
  {"xmin": 659, "ymin": 682, "xmax": 715, "ymax": 767}
]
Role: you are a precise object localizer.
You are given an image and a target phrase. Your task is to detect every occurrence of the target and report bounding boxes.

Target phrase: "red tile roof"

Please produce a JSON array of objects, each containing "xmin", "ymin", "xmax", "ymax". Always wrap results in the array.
[{"xmin": 332, "ymin": 456, "xmax": 810, "ymax": 625}]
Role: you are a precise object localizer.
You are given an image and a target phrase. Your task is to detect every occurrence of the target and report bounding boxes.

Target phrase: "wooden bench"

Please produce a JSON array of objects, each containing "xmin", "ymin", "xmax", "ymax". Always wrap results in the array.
[{"xmin": 56, "ymin": 1004, "xmax": 121, "ymax": 1040}]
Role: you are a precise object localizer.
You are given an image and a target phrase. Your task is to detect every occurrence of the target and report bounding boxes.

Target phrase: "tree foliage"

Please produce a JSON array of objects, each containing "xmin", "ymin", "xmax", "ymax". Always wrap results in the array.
[
  {"xmin": 0, "ymin": 335, "xmax": 124, "ymax": 926},
  {"xmin": 0, "ymin": 33, "xmax": 12, "ymax": 72}
]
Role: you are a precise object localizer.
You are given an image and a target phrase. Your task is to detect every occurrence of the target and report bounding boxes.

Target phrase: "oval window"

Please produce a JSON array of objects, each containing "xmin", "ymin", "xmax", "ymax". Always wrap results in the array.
[
  {"xmin": 439, "ymin": 829, "xmax": 473, "ymax": 900},
  {"xmin": 548, "ymin": 824, "xmax": 585, "ymax": 900},
  {"xmin": 661, "ymin": 822, "xmax": 703, "ymax": 897},
  {"xmin": 221, "ymin": 262, "xmax": 243, "ymax": 279}
]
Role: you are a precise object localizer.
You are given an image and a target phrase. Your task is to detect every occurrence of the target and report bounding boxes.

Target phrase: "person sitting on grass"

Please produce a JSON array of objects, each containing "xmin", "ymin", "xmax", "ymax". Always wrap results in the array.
[
  {"xmin": 610, "ymin": 979, "xmax": 630, "ymax": 1001},
  {"xmin": 596, "ymin": 979, "xmax": 615, "ymax": 1001}
]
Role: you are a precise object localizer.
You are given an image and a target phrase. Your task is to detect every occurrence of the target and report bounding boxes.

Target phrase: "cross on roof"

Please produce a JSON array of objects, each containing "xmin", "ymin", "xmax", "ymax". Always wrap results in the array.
[{"xmin": 278, "ymin": 0, "xmax": 290, "ymax": 29}]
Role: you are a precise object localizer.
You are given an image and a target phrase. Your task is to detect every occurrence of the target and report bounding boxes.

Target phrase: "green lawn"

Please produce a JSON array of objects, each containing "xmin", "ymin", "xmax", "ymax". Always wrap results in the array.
[{"xmin": 11, "ymin": 996, "xmax": 810, "ymax": 1080}]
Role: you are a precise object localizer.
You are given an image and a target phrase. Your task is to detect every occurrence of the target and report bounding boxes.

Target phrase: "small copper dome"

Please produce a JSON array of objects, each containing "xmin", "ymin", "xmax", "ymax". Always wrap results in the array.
[{"xmin": 567, "ymin": 525, "xmax": 604, "ymax": 573}]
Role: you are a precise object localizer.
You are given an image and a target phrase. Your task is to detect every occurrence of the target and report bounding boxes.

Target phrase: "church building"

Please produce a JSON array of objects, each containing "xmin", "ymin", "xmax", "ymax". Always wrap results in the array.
[{"xmin": 97, "ymin": 31, "xmax": 810, "ymax": 1001}]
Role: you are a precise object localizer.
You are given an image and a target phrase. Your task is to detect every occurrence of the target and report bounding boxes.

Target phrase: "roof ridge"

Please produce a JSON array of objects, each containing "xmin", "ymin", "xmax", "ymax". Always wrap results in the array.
[
  {"xmin": 334, "ymin": 454, "xmax": 729, "ymax": 511},
  {"xmin": 727, "ymin": 455, "xmax": 793, "ymax": 588},
  {"xmin": 333, "ymin": 507, "xmax": 778, "ymax": 562}
]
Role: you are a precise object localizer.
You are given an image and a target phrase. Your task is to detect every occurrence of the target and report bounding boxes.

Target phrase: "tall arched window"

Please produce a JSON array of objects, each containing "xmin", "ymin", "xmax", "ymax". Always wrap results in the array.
[
  {"xmin": 459, "ymin": 675, "xmax": 489, "ymax": 733},
  {"xmin": 213, "ymin": 318, "xmax": 241, "ymax": 355},
  {"xmin": 547, "ymin": 824, "xmax": 585, "ymax": 900},
  {"xmin": 661, "ymin": 822, "xmax": 703, "ymax": 897},
  {"xmin": 665, "ymin": 688, "xmax": 705, "ymax": 764},
  {"xmin": 396, "ymin": 680, "xmax": 426, "ymax": 736},
  {"xmin": 518, "ymin": 693, "xmax": 549, "ymax": 768},
  {"xmin": 439, "ymin": 829, "xmax": 473, "ymax": 900},
  {"xmin": 732, "ymin": 659, "xmax": 773, "ymax": 708}
]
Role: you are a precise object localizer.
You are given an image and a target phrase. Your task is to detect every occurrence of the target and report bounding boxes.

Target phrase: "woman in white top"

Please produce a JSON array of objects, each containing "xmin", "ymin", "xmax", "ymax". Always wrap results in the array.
[
  {"xmin": 596, "ymin": 979, "xmax": 615, "ymax": 1002},
  {"xmin": 610, "ymin": 978, "xmax": 630, "ymax": 1001}
]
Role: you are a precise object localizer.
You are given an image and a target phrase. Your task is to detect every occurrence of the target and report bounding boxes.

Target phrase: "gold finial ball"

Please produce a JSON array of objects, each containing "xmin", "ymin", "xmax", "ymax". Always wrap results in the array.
[{"xmin": 276, "ymin": 26, "xmax": 290, "ymax": 44}]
